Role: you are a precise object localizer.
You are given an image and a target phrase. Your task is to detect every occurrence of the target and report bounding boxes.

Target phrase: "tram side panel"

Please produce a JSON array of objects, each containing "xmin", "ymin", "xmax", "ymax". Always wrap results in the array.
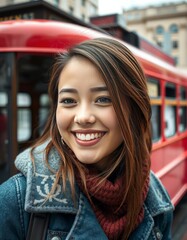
[
  {"xmin": 151, "ymin": 137, "xmax": 187, "ymax": 206},
  {"xmin": 148, "ymin": 73, "xmax": 187, "ymax": 206}
]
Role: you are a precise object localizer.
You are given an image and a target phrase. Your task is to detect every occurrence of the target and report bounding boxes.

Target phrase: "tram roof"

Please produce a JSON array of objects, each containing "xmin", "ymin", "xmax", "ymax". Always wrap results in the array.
[
  {"xmin": 0, "ymin": 19, "xmax": 186, "ymax": 81},
  {"xmin": 0, "ymin": 19, "xmax": 108, "ymax": 53}
]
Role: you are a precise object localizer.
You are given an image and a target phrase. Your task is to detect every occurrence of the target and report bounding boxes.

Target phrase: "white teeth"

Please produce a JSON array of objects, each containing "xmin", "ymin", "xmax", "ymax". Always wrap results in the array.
[
  {"xmin": 85, "ymin": 134, "xmax": 90, "ymax": 140},
  {"xmin": 75, "ymin": 133, "xmax": 103, "ymax": 141},
  {"xmin": 81, "ymin": 134, "xmax": 86, "ymax": 140}
]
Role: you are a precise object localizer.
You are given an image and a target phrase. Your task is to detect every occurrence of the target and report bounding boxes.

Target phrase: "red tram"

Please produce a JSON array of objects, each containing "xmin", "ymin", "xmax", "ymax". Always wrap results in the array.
[{"xmin": 0, "ymin": 20, "xmax": 187, "ymax": 206}]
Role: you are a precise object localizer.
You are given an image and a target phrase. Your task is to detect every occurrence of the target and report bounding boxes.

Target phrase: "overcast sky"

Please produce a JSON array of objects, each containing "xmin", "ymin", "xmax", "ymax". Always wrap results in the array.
[{"xmin": 98, "ymin": 0, "xmax": 187, "ymax": 15}]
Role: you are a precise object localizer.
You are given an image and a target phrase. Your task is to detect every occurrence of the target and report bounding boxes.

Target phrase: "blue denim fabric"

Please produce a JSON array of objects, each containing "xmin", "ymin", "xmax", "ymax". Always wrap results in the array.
[{"xmin": 0, "ymin": 144, "xmax": 174, "ymax": 240}]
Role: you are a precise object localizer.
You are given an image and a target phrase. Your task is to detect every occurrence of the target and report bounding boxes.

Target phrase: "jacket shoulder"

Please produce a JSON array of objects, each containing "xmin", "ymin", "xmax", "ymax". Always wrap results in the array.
[
  {"xmin": 145, "ymin": 171, "xmax": 174, "ymax": 216},
  {"xmin": 0, "ymin": 174, "xmax": 29, "ymax": 239},
  {"xmin": 0, "ymin": 173, "xmax": 26, "ymax": 202}
]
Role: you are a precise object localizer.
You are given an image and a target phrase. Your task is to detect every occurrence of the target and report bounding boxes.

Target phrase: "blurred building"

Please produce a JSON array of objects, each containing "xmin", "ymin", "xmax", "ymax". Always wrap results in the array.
[
  {"xmin": 90, "ymin": 13, "xmax": 175, "ymax": 66},
  {"xmin": 0, "ymin": 0, "xmax": 98, "ymax": 22},
  {"xmin": 124, "ymin": 1, "xmax": 187, "ymax": 72}
]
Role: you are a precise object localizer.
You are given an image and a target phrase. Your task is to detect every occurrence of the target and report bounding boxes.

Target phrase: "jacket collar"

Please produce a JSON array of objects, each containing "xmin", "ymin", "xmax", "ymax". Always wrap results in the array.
[{"xmin": 15, "ymin": 141, "xmax": 80, "ymax": 214}]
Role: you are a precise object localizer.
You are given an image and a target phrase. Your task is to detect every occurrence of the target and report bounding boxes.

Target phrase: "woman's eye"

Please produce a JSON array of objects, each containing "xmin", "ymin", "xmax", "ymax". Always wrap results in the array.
[
  {"xmin": 96, "ymin": 97, "xmax": 112, "ymax": 104},
  {"xmin": 60, "ymin": 98, "xmax": 76, "ymax": 105}
]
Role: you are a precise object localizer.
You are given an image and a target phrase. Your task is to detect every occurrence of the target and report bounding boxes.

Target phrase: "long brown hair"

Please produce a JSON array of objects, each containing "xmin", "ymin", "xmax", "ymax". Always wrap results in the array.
[{"xmin": 31, "ymin": 38, "xmax": 152, "ymax": 239}]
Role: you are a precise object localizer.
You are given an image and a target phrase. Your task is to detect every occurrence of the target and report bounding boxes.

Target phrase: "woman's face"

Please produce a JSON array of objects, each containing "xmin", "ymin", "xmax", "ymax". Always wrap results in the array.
[{"xmin": 56, "ymin": 57, "xmax": 123, "ymax": 170}]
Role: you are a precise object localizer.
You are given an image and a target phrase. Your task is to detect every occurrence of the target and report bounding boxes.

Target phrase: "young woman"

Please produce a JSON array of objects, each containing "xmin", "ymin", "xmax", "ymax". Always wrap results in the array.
[{"xmin": 0, "ymin": 38, "xmax": 173, "ymax": 240}]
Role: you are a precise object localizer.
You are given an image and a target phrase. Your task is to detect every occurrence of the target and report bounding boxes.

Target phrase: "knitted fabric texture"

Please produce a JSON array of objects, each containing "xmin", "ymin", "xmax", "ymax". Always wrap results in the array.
[{"xmin": 76, "ymin": 169, "xmax": 149, "ymax": 240}]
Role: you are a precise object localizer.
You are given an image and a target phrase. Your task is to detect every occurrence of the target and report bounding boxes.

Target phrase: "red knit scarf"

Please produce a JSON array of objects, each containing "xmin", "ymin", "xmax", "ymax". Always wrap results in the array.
[{"xmin": 76, "ymin": 169, "xmax": 149, "ymax": 240}]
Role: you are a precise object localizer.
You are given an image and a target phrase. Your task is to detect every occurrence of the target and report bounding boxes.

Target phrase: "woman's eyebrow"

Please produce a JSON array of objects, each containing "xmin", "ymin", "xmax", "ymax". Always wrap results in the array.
[
  {"xmin": 90, "ymin": 86, "xmax": 108, "ymax": 92},
  {"xmin": 59, "ymin": 88, "xmax": 77, "ymax": 94},
  {"xmin": 59, "ymin": 86, "xmax": 108, "ymax": 94}
]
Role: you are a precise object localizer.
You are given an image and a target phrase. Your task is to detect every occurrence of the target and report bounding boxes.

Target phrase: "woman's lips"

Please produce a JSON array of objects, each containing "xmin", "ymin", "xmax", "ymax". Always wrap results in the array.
[
  {"xmin": 73, "ymin": 132, "xmax": 106, "ymax": 146},
  {"xmin": 75, "ymin": 132, "xmax": 104, "ymax": 141}
]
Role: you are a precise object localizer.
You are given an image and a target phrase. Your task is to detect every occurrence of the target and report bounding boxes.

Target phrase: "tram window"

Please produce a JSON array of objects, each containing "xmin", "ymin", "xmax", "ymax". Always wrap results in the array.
[
  {"xmin": 17, "ymin": 93, "xmax": 31, "ymax": 142},
  {"xmin": 39, "ymin": 94, "xmax": 50, "ymax": 134},
  {"xmin": 40, "ymin": 94, "xmax": 49, "ymax": 106},
  {"xmin": 17, "ymin": 54, "xmax": 53, "ymax": 141},
  {"xmin": 0, "ymin": 92, "xmax": 8, "ymax": 106},
  {"xmin": 164, "ymin": 83, "xmax": 177, "ymax": 137},
  {"xmin": 165, "ymin": 83, "xmax": 176, "ymax": 98},
  {"xmin": 179, "ymin": 107, "xmax": 187, "ymax": 132},
  {"xmin": 179, "ymin": 87, "xmax": 187, "ymax": 132},
  {"xmin": 17, "ymin": 110, "xmax": 31, "ymax": 141},
  {"xmin": 147, "ymin": 77, "xmax": 160, "ymax": 98},
  {"xmin": 147, "ymin": 77, "xmax": 161, "ymax": 142},
  {"xmin": 0, "ymin": 92, "xmax": 8, "ymax": 166},
  {"xmin": 164, "ymin": 106, "xmax": 176, "ymax": 137},
  {"xmin": 0, "ymin": 55, "xmax": 7, "ymax": 88},
  {"xmin": 17, "ymin": 54, "xmax": 53, "ymax": 90},
  {"xmin": 151, "ymin": 105, "xmax": 161, "ymax": 142},
  {"xmin": 17, "ymin": 93, "xmax": 31, "ymax": 106},
  {"xmin": 180, "ymin": 86, "xmax": 186, "ymax": 99}
]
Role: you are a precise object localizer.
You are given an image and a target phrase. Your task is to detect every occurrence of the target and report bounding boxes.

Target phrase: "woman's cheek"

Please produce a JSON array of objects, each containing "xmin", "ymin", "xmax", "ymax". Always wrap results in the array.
[{"xmin": 56, "ymin": 109, "xmax": 70, "ymax": 134}]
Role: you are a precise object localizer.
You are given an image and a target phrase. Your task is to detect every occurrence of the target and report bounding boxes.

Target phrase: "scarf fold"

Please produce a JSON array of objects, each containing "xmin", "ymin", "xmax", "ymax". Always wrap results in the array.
[{"xmin": 76, "ymin": 168, "xmax": 149, "ymax": 240}]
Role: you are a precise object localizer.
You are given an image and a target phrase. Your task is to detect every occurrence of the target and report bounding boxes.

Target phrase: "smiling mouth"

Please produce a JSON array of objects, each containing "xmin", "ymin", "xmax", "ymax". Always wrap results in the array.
[{"xmin": 75, "ymin": 132, "xmax": 105, "ymax": 141}]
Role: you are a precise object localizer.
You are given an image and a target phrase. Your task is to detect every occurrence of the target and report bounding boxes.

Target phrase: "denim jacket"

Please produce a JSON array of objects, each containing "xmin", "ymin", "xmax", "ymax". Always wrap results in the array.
[{"xmin": 0, "ymin": 142, "xmax": 174, "ymax": 240}]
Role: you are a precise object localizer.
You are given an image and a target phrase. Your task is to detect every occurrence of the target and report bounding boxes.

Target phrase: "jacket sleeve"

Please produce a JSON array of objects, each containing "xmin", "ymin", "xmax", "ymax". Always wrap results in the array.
[
  {"xmin": 149, "ymin": 171, "xmax": 174, "ymax": 240},
  {"xmin": 152, "ymin": 206, "xmax": 173, "ymax": 240},
  {"xmin": 0, "ymin": 174, "xmax": 29, "ymax": 240},
  {"xmin": 163, "ymin": 209, "xmax": 173, "ymax": 240}
]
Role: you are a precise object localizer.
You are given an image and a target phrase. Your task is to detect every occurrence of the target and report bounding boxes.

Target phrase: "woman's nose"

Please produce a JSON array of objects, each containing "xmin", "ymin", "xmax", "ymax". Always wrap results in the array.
[{"xmin": 74, "ymin": 106, "xmax": 96, "ymax": 125}]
